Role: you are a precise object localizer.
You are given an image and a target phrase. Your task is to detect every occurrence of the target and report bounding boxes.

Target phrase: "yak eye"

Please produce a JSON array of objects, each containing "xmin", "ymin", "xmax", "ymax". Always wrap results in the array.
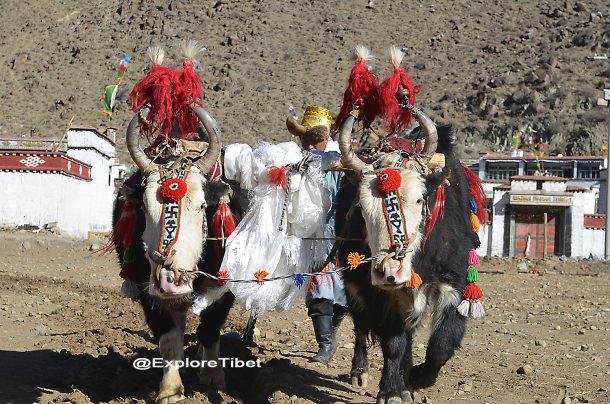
[{"xmin": 416, "ymin": 199, "xmax": 423, "ymax": 204}]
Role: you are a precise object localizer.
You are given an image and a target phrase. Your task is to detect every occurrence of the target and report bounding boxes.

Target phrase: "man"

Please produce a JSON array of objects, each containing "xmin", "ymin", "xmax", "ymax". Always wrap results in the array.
[{"xmin": 287, "ymin": 106, "xmax": 348, "ymax": 364}]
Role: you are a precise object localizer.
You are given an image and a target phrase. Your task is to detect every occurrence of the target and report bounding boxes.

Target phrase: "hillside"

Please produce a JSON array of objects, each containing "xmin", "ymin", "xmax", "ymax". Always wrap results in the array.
[{"xmin": 2, "ymin": 0, "xmax": 610, "ymax": 159}]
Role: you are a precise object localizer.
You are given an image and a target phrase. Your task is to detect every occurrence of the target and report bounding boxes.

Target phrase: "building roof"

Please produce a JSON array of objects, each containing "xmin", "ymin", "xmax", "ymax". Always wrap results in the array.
[
  {"xmin": 511, "ymin": 175, "xmax": 568, "ymax": 182},
  {"xmin": 0, "ymin": 150, "xmax": 92, "ymax": 181},
  {"xmin": 480, "ymin": 152, "xmax": 604, "ymax": 163}
]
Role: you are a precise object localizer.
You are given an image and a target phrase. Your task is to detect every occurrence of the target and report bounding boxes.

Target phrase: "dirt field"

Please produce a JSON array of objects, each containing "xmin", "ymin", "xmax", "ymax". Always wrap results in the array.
[{"xmin": 1, "ymin": 229, "xmax": 609, "ymax": 404}]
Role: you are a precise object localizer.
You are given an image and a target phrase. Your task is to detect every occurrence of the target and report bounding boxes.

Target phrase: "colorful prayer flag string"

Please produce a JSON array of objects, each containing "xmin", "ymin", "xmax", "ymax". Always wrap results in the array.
[{"xmin": 103, "ymin": 52, "xmax": 132, "ymax": 117}]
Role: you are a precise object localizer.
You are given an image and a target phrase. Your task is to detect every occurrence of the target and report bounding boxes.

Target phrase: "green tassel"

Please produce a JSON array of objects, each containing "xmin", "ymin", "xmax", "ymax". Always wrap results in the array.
[
  {"xmin": 123, "ymin": 246, "xmax": 136, "ymax": 264},
  {"xmin": 467, "ymin": 265, "xmax": 479, "ymax": 283}
]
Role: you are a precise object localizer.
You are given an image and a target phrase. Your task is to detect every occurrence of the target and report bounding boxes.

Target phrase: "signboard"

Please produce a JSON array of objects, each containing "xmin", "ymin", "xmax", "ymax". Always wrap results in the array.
[{"xmin": 510, "ymin": 193, "xmax": 572, "ymax": 207}]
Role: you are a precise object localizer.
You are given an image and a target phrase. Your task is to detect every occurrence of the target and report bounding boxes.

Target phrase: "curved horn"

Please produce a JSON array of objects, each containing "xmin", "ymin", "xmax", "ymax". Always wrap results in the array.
[
  {"xmin": 398, "ymin": 89, "xmax": 438, "ymax": 162},
  {"xmin": 338, "ymin": 111, "xmax": 367, "ymax": 172},
  {"xmin": 192, "ymin": 106, "xmax": 222, "ymax": 175},
  {"xmin": 126, "ymin": 114, "xmax": 156, "ymax": 174},
  {"xmin": 286, "ymin": 116, "xmax": 307, "ymax": 138}
]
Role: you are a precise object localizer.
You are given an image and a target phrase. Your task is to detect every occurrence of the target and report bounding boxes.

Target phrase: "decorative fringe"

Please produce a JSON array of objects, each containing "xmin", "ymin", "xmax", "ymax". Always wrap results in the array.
[
  {"xmin": 458, "ymin": 249, "xmax": 485, "ymax": 319},
  {"xmin": 463, "ymin": 166, "xmax": 487, "ymax": 224},
  {"xmin": 121, "ymin": 279, "xmax": 140, "ymax": 300},
  {"xmin": 267, "ymin": 166, "xmax": 288, "ymax": 188},
  {"xmin": 332, "ymin": 45, "xmax": 380, "ymax": 132},
  {"xmin": 379, "ymin": 45, "xmax": 421, "ymax": 133},
  {"xmin": 423, "ymin": 184, "xmax": 445, "ymax": 246},
  {"xmin": 404, "ymin": 271, "xmax": 422, "ymax": 289}
]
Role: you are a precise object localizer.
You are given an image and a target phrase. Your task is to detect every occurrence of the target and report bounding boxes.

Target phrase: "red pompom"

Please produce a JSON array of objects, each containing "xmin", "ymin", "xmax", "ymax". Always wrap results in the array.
[
  {"xmin": 376, "ymin": 168, "xmax": 402, "ymax": 194},
  {"xmin": 463, "ymin": 283, "xmax": 483, "ymax": 300},
  {"xmin": 159, "ymin": 178, "xmax": 188, "ymax": 202},
  {"xmin": 268, "ymin": 166, "xmax": 288, "ymax": 188},
  {"xmin": 216, "ymin": 271, "xmax": 230, "ymax": 286},
  {"xmin": 379, "ymin": 67, "xmax": 421, "ymax": 133}
]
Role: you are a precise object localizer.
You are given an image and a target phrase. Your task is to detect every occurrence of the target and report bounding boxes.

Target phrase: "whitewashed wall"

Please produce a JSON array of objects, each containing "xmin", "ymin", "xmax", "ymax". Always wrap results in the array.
[
  {"xmin": 582, "ymin": 228, "xmax": 604, "ymax": 258},
  {"xmin": 490, "ymin": 190, "xmax": 510, "ymax": 256}
]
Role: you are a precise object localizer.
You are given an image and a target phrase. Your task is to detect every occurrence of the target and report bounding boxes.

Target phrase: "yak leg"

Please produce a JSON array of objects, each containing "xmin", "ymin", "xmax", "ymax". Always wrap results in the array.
[
  {"xmin": 408, "ymin": 284, "xmax": 465, "ymax": 390},
  {"xmin": 350, "ymin": 316, "xmax": 370, "ymax": 388},
  {"xmin": 377, "ymin": 329, "xmax": 408, "ymax": 404},
  {"xmin": 400, "ymin": 331, "xmax": 415, "ymax": 401},
  {"xmin": 157, "ymin": 312, "xmax": 187, "ymax": 404},
  {"xmin": 196, "ymin": 291, "xmax": 235, "ymax": 391},
  {"xmin": 138, "ymin": 294, "xmax": 186, "ymax": 403}
]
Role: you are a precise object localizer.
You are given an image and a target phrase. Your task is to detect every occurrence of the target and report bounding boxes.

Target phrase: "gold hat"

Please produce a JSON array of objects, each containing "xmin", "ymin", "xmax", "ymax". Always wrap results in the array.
[{"xmin": 300, "ymin": 105, "xmax": 332, "ymax": 132}]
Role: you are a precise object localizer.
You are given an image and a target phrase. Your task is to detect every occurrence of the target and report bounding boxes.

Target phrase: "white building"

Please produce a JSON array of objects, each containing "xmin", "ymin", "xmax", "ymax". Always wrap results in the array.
[
  {"xmin": 0, "ymin": 126, "xmax": 126, "ymax": 238},
  {"xmin": 468, "ymin": 152, "xmax": 606, "ymax": 259}
]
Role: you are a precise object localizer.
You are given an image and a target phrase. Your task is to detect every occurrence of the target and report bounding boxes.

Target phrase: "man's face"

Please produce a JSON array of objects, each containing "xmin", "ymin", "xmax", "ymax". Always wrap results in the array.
[{"xmin": 301, "ymin": 137, "xmax": 328, "ymax": 151}]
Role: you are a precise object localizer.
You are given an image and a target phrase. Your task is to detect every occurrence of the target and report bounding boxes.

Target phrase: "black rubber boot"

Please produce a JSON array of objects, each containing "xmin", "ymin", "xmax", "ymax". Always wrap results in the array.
[
  {"xmin": 331, "ymin": 304, "xmax": 349, "ymax": 351},
  {"xmin": 310, "ymin": 314, "xmax": 335, "ymax": 364}
]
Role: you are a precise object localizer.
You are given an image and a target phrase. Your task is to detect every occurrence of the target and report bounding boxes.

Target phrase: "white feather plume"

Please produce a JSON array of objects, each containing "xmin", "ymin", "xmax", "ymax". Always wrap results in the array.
[
  {"xmin": 146, "ymin": 45, "xmax": 165, "ymax": 65},
  {"xmin": 389, "ymin": 45, "xmax": 405, "ymax": 68},
  {"xmin": 181, "ymin": 39, "xmax": 206, "ymax": 61},
  {"xmin": 354, "ymin": 45, "xmax": 373, "ymax": 61}
]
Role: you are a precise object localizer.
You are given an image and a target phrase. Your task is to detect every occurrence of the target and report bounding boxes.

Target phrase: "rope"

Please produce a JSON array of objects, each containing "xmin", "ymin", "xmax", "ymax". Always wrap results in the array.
[{"xmin": 187, "ymin": 257, "xmax": 374, "ymax": 284}]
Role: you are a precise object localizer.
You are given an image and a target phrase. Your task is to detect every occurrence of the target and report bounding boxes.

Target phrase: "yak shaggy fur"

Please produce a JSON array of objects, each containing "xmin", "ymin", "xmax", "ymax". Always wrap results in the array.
[{"xmin": 337, "ymin": 125, "xmax": 480, "ymax": 401}]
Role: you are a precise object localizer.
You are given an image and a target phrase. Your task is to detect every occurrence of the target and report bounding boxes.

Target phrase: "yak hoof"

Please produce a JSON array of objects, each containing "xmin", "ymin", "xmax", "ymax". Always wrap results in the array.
[
  {"xmin": 401, "ymin": 390, "xmax": 414, "ymax": 403},
  {"xmin": 156, "ymin": 387, "xmax": 185, "ymax": 404},
  {"xmin": 199, "ymin": 368, "xmax": 226, "ymax": 391},
  {"xmin": 376, "ymin": 396, "xmax": 402, "ymax": 404},
  {"xmin": 351, "ymin": 372, "xmax": 369, "ymax": 388}
]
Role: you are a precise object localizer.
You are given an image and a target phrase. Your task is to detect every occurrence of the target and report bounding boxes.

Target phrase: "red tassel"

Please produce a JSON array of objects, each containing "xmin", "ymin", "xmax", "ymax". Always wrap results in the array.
[
  {"xmin": 174, "ymin": 59, "xmax": 204, "ymax": 136},
  {"xmin": 268, "ymin": 166, "xmax": 288, "ymax": 188},
  {"xmin": 424, "ymin": 184, "xmax": 445, "ymax": 246},
  {"xmin": 463, "ymin": 166, "xmax": 487, "ymax": 223},
  {"xmin": 332, "ymin": 53, "xmax": 380, "ymax": 132},
  {"xmin": 379, "ymin": 66, "xmax": 421, "ymax": 133},
  {"xmin": 211, "ymin": 201, "xmax": 238, "ymax": 265}
]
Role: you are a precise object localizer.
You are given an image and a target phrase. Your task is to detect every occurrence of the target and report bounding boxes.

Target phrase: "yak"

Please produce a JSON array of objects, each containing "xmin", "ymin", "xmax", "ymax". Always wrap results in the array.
[
  {"xmin": 335, "ymin": 107, "xmax": 480, "ymax": 403},
  {"xmin": 112, "ymin": 106, "xmax": 238, "ymax": 403}
]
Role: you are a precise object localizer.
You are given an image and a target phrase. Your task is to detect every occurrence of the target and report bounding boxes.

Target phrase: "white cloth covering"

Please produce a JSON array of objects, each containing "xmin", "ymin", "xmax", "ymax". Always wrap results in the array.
[{"xmin": 192, "ymin": 141, "xmax": 331, "ymax": 315}]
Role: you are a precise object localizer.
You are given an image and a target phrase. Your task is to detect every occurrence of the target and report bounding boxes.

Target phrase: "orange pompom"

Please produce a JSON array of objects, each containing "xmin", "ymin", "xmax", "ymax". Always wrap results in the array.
[
  {"xmin": 347, "ymin": 252, "xmax": 365, "ymax": 270},
  {"xmin": 405, "ymin": 272, "xmax": 422, "ymax": 289},
  {"xmin": 463, "ymin": 283, "xmax": 483, "ymax": 300},
  {"xmin": 254, "ymin": 270, "xmax": 270, "ymax": 285}
]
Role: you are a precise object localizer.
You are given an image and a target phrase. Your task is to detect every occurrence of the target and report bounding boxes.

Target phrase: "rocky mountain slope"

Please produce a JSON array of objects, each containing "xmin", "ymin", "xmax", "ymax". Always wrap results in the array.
[{"xmin": 2, "ymin": 0, "xmax": 610, "ymax": 159}]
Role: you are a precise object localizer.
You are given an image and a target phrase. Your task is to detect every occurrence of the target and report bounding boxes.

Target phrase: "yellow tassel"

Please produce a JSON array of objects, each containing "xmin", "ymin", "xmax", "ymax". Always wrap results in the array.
[{"xmin": 470, "ymin": 212, "xmax": 480, "ymax": 232}]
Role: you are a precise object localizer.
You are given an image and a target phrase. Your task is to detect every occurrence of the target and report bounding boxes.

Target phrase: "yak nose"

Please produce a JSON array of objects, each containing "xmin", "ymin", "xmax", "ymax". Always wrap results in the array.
[{"xmin": 387, "ymin": 275, "xmax": 395, "ymax": 283}]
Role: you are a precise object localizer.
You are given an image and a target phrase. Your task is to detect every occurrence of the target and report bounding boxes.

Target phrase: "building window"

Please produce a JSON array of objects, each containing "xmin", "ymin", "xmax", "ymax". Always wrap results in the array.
[
  {"xmin": 578, "ymin": 165, "xmax": 600, "ymax": 179},
  {"xmin": 526, "ymin": 165, "xmax": 572, "ymax": 178},
  {"xmin": 487, "ymin": 164, "xmax": 518, "ymax": 180}
]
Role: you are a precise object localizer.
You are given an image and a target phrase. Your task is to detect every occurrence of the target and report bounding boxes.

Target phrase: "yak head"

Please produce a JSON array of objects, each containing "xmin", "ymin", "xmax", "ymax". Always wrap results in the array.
[
  {"xmin": 338, "ymin": 108, "xmax": 438, "ymax": 288},
  {"xmin": 126, "ymin": 106, "xmax": 221, "ymax": 299}
]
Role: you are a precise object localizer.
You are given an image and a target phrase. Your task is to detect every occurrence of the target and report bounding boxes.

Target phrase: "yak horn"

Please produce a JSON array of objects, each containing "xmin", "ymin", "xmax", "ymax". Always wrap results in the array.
[
  {"xmin": 398, "ymin": 89, "xmax": 438, "ymax": 163},
  {"xmin": 192, "ymin": 106, "xmax": 222, "ymax": 176},
  {"xmin": 338, "ymin": 111, "xmax": 367, "ymax": 172},
  {"xmin": 126, "ymin": 114, "xmax": 156, "ymax": 174},
  {"xmin": 286, "ymin": 116, "xmax": 307, "ymax": 138}
]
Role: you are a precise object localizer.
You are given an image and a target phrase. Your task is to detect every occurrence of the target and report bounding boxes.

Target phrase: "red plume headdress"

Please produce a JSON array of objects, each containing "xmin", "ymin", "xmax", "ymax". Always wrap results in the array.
[
  {"xmin": 379, "ymin": 46, "xmax": 422, "ymax": 133},
  {"xmin": 332, "ymin": 46, "xmax": 380, "ymax": 132}
]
